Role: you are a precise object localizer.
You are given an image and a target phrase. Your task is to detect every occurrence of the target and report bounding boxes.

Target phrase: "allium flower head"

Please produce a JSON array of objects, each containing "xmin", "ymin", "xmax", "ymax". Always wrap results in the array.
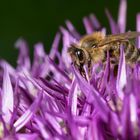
[{"xmin": 0, "ymin": 0, "xmax": 140, "ymax": 139}]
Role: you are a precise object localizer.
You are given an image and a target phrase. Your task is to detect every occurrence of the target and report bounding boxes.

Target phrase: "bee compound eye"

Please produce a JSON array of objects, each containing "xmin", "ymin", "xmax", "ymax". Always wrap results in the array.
[{"xmin": 76, "ymin": 50, "xmax": 84, "ymax": 61}]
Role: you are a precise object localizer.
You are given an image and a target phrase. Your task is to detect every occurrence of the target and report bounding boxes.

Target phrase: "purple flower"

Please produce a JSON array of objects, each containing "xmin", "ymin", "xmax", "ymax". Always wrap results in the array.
[{"xmin": 0, "ymin": 0, "xmax": 140, "ymax": 139}]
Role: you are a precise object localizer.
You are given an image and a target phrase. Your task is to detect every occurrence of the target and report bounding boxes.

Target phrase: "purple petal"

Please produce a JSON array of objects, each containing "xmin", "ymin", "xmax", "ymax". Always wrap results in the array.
[
  {"xmin": 87, "ymin": 119, "xmax": 99, "ymax": 140},
  {"xmin": 48, "ymin": 57, "xmax": 71, "ymax": 83},
  {"xmin": 16, "ymin": 133, "xmax": 39, "ymax": 140},
  {"xmin": 60, "ymin": 26, "xmax": 74, "ymax": 68},
  {"xmin": 15, "ymin": 38, "xmax": 31, "ymax": 70},
  {"xmin": 14, "ymin": 91, "xmax": 42, "ymax": 132},
  {"xmin": 0, "ymin": 60, "xmax": 16, "ymax": 76},
  {"xmin": 65, "ymin": 20, "xmax": 81, "ymax": 40},
  {"xmin": 67, "ymin": 78, "xmax": 78, "ymax": 116},
  {"xmin": 34, "ymin": 117, "xmax": 50, "ymax": 139},
  {"xmin": 99, "ymin": 51, "xmax": 110, "ymax": 95},
  {"xmin": 31, "ymin": 42, "xmax": 47, "ymax": 77},
  {"xmin": 89, "ymin": 14, "xmax": 101, "ymax": 30},
  {"xmin": 116, "ymin": 46, "xmax": 126, "ymax": 100},
  {"xmin": 136, "ymin": 13, "xmax": 140, "ymax": 48},
  {"xmin": 73, "ymin": 66, "xmax": 109, "ymax": 122},
  {"xmin": 118, "ymin": 0, "xmax": 127, "ymax": 33},
  {"xmin": 44, "ymin": 112, "xmax": 63, "ymax": 135},
  {"xmin": 83, "ymin": 17, "xmax": 94, "ymax": 34},
  {"xmin": 130, "ymin": 94, "xmax": 139, "ymax": 137},
  {"xmin": 2, "ymin": 64, "xmax": 14, "ymax": 124},
  {"xmin": 121, "ymin": 96, "xmax": 131, "ymax": 139},
  {"xmin": 105, "ymin": 9, "xmax": 119, "ymax": 34},
  {"xmin": 49, "ymin": 32, "xmax": 61, "ymax": 59}
]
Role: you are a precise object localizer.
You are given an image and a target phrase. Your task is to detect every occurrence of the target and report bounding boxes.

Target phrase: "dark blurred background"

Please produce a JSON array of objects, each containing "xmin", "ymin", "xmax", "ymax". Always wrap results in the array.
[{"xmin": 0, "ymin": 0, "xmax": 140, "ymax": 65}]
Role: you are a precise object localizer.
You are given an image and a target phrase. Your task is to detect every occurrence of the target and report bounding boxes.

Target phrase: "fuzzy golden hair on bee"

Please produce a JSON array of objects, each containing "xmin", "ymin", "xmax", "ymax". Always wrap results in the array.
[
  {"xmin": 80, "ymin": 32, "xmax": 105, "ymax": 43},
  {"xmin": 79, "ymin": 32, "xmax": 105, "ymax": 48},
  {"xmin": 68, "ymin": 31, "xmax": 140, "ymax": 78}
]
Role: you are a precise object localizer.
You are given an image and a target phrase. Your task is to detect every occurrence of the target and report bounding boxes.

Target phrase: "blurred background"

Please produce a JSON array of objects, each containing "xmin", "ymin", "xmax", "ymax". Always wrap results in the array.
[{"xmin": 0, "ymin": 0, "xmax": 140, "ymax": 66}]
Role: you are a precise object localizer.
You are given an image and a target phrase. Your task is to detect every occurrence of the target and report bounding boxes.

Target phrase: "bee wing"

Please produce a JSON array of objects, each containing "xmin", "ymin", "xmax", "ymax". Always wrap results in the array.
[{"xmin": 97, "ymin": 31, "xmax": 140, "ymax": 47}]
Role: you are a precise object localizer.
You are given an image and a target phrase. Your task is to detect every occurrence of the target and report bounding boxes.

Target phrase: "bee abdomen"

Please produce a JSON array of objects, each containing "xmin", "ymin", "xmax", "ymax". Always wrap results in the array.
[{"xmin": 125, "ymin": 43, "xmax": 140, "ymax": 63}]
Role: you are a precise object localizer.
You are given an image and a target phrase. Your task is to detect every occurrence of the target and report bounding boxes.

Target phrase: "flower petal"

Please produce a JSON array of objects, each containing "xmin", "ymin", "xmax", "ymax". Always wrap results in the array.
[
  {"xmin": 67, "ymin": 78, "xmax": 78, "ymax": 116},
  {"xmin": 83, "ymin": 17, "xmax": 94, "ymax": 34},
  {"xmin": 118, "ymin": 0, "xmax": 127, "ymax": 33},
  {"xmin": 89, "ymin": 14, "xmax": 101, "ymax": 30},
  {"xmin": 2, "ymin": 64, "xmax": 14, "ymax": 124},
  {"xmin": 105, "ymin": 9, "xmax": 119, "ymax": 34},
  {"xmin": 136, "ymin": 13, "xmax": 140, "ymax": 48},
  {"xmin": 116, "ymin": 46, "xmax": 126, "ymax": 100},
  {"xmin": 15, "ymin": 38, "xmax": 31, "ymax": 70},
  {"xmin": 66, "ymin": 20, "xmax": 81, "ymax": 40},
  {"xmin": 73, "ymin": 66, "xmax": 109, "ymax": 122},
  {"xmin": 14, "ymin": 91, "xmax": 42, "ymax": 132},
  {"xmin": 16, "ymin": 133, "xmax": 39, "ymax": 140}
]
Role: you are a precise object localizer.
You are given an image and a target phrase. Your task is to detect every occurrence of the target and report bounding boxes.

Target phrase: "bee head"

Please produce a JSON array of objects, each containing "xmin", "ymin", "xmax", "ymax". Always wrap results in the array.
[{"xmin": 68, "ymin": 44, "xmax": 88, "ymax": 66}]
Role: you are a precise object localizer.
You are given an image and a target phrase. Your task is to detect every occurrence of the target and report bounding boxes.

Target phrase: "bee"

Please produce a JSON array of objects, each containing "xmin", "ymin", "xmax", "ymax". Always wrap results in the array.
[{"xmin": 68, "ymin": 31, "xmax": 140, "ymax": 76}]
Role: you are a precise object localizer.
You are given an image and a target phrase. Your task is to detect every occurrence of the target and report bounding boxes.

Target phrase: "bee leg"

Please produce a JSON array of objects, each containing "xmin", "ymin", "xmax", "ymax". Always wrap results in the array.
[
  {"xmin": 79, "ymin": 64, "xmax": 86, "ymax": 79},
  {"xmin": 73, "ymin": 62, "xmax": 86, "ymax": 79},
  {"xmin": 88, "ymin": 60, "xmax": 92, "ymax": 78}
]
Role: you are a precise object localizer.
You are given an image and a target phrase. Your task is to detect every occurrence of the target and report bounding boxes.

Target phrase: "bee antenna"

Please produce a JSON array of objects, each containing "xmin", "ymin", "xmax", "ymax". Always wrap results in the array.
[
  {"xmin": 68, "ymin": 43, "xmax": 78, "ymax": 53},
  {"xmin": 70, "ymin": 43, "xmax": 77, "ymax": 47}
]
